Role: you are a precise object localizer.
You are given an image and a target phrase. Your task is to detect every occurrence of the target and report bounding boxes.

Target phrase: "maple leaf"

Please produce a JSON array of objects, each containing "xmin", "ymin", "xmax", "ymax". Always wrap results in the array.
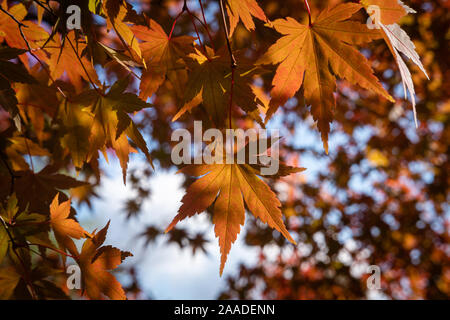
[
  {"xmin": 49, "ymin": 194, "xmax": 90, "ymax": 255},
  {"xmin": 104, "ymin": 0, "xmax": 143, "ymax": 60},
  {"xmin": 75, "ymin": 221, "xmax": 132, "ymax": 300},
  {"xmin": 166, "ymin": 161, "xmax": 301, "ymax": 275},
  {"xmin": 0, "ymin": 194, "xmax": 20, "ymax": 264},
  {"xmin": 14, "ymin": 65, "xmax": 59, "ymax": 141},
  {"xmin": 98, "ymin": 42, "xmax": 143, "ymax": 76},
  {"xmin": 174, "ymin": 47, "xmax": 262, "ymax": 126},
  {"xmin": 4, "ymin": 136, "xmax": 49, "ymax": 171},
  {"xmin": 61, "ymin": 77, "xmax": 153, "ymax": 180},
  {"xmin": 138, "ymin": 225, "xmax": 160, "ymax": 246},
  {"xmin": 362, "ymin": 1, "xmax": 429, "ymax": 127},
  {"xmin": 0, "ymin": 226, "xmax": 7, "ymax": 264},
  {"xmin": 46, "ymin": 31, "xmax": 100, "ymax": 92},
  {"xmin": 131, "ymin": 19, "xmax": 195, "ymax": 101},
  {"xmin": 361, "ymin": 0, "xmax": 408, "ymax": 25},
  {"xmin": 0, "ymin": 194, "xmax": 54, "ymax": 265},
  {"xmin": 0, "ymin": 263, "xmax": 71, "ymax": 299},
  {"xmin": 0, "ymin": 0, "xmax": 49, "ymax": 66},
  {"xmin": 225, "ymin": 0, "xmax": 268, "ymax": 36},
  {"xmin": 0, "ymin": 47, "xmax": 36, "ymax": 116},
  {"xmin": 45, "ymin": 31, "xmax": 100, "ymax": 91},
  {"xmin": 258, "ymin": 3, "xmax": 394, "ymax": 153},
  {"xmin": 0, "ymin": 165, "xmax": 88, "ymax": 213},
  {"xmin": 0, "ymin": 266, "xmax": 21, "ymax": 299},
  {"xmin": 189, "ymin": 233, "xmax": 209, "ymax": 255}
]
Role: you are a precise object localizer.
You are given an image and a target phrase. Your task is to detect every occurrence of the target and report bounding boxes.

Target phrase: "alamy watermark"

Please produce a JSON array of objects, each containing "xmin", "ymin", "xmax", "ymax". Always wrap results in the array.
[
  {"xmin": 171, "ymin": 121, "xmax": 280, "ymax": 175},
  {"xmin": 366, "ymin": 265, "xmax": 381, "ymax": 290},
  {"xmin": 66, "ymin": 264, "xmax": 81, "ymax": 290},
  {"xmin": 366, "ymin": 5, "xmax": 382, "ymax": 29},
  {"xmin": 66, "ymin": 5, "xmax": 81, "ymax": 30}
]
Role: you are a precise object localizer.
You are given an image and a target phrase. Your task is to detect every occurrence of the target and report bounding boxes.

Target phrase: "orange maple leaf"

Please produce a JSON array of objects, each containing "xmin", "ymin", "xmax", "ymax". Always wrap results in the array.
[
  {"xmin": 258, "ymin": 3, "xmax": 394, "ymax": 153},
  {"xmin": 131, "ymin": 19, "xmax": 195, "ymax": 100},
  {"xmin": 166, "ymin": 161, "xmax": 303, "ymax": 275},
  {"xmin": 75, "ymin": 221, "xmax": 132, "ymax": 300},
  {"xmin": 49, "ymin": 194, "xmax": 90, "ymax": 255},
  {"xmin": 361, "ymin": 0, "xmax": 408, "ymax": 25},
  {"xmin": 174, "ymin": 47, "xmax": 262, "ymax": 126},
  {"xmin": 0, "ymin": 0, "xmax": 48, "ymax": 66},
  {"xmin": 225, "ymin": 0, "xmax": 268, "ymax": 36},
  {"xmin": 46, "ymin": 31, "xmax": 100, "ymax": 92}
]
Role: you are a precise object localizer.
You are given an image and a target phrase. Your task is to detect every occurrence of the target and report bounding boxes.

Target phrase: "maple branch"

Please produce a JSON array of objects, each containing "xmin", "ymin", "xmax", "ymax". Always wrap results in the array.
[
  {"xmin": 303, "ymin": 0, "xmax": 312, "ymax": 26},
  {"xmin": 218, "ymin": 0, "xmax": 236, "ymax": 129}
]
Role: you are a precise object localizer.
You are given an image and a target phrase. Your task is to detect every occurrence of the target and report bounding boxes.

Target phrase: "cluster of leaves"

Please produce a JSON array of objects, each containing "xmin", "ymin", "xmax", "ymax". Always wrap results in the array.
[
  {"xmin": 0, "ymin": 0, "xmax": 447, "ymax": 300},
  {"xmin": 216, "ymin": 0, "xmax": 449, "ymax": 299},
  {"xmin": 0, "ymin": 193, "xmax": 131, "ymax": 299}
]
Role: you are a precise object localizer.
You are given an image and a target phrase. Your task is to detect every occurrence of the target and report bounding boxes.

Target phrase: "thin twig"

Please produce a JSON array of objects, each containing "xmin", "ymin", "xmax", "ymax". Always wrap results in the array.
[
  {"xmin": 218, "ymin": 0, "xmax": 236, "ymax": 129},
  {"xmin": 27, "ymin": 242, "xmax": 75, "ymax": 259},
  {"xmin": 32, "ymin": 0, "xmax": 56, "ymax": 17},
  {"xmin": 23, "ymin": 137, "xmax": 35, "ymax": 172},
  {"xmin": 198, "ymin": 0, "xmax": 215, "ymax": 49},
  {"xmin": 0, "ymin": 152, "xmax": 16, "ymax": 195},
  {"xmin": 186, "ymin": 8, "xmax": 206, "ymax": 53},
  {"xmin": 218, "ymin": 0, "xmax": 236, "ymax": 68},
  {"xmin": 65, "ymin": 35, "xmax": 104, "ymax": 96},
  {"xmin": 0, "ymin": 6, "xmax": 27, "ymax": 27},
  {"xmin": 168, "ymin": 6, "xmax": 186, "ymax": 39},
  {"xmin": 168, "ymin": 0, "xmax": 210, "ymax": 60},
  {"xmin": 1, "ymin": 3, "xmax": 67, "ymax": 98}
]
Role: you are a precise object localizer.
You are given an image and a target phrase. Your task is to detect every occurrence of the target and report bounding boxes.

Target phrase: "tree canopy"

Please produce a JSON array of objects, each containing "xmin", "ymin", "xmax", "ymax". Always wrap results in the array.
[{"xmin": 0, "ymin": 0, "xmax": 448, "ymax": 300}]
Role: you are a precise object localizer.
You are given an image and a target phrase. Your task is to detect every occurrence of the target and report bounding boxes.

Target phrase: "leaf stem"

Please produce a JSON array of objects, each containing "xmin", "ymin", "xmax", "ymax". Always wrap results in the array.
[
  {"xmin": 27, "ymin": 242, "xmax": 75, "ymax": 259},
  {"xmin": 65, "ymin": 35, "xmax": 104, "ymax": 96},
  {"xmin": 303, "ymin": 0, "xmax": 312, "ymax": 26},
  {"xmin": 24, "ymin": 136, "xmax": 35, "ymax": 172},
  {"xmin": 218, "ymin": 0, "xmax": 236, "ymax": 129},
  {"xmin": 198, "ymin": 0, "xmax": 215, "ymax": 50},
  {"xmin": 168, "ymin": 3, "xmax": 187, "ymax": 40},
  {"xmin": 168, "ymin": 1, "xmax": 210, "ymax": 60},
  {"xmin": 0, "ymin": 152, "xmax": 16, "ymax": 195}
]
